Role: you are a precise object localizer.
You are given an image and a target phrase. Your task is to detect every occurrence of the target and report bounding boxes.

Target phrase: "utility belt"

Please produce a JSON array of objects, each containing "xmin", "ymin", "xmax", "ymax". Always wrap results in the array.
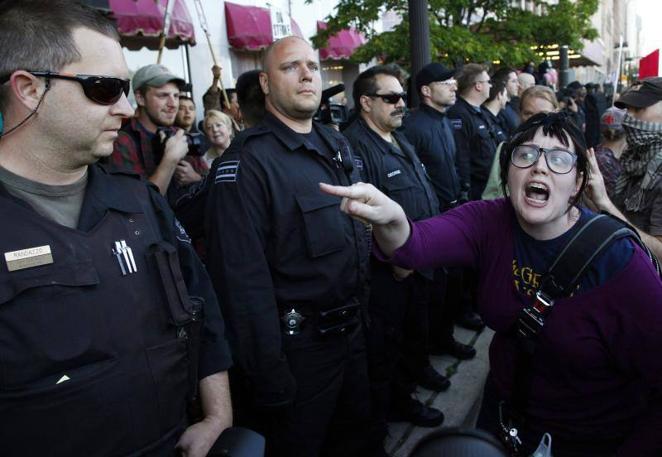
[
  {"xmin": 279, "ymin": 298, "xmax": 361, "ymax": 337},
  {"xmin": 148, "ymin": 241, "xmax": 204, "ymax": 420}
]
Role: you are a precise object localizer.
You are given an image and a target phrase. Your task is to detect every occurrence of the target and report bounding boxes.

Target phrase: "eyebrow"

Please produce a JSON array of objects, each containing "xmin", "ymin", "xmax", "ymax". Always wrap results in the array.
[{"xmin": 279, "ymin": 59, "xmax": 318, "ymax": 68}]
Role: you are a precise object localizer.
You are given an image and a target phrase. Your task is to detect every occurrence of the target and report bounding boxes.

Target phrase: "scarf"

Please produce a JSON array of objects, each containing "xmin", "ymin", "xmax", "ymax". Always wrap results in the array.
[{"xmin": 613, "ymin": 114, "xmax": 662, "ymax": 212}]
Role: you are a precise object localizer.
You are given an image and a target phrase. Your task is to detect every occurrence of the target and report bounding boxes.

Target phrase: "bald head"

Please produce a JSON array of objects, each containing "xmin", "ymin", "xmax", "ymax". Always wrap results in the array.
[
  {"xmin": 518, "ymin": 73, "xmax": 535, "ymax": 91},
  {"xmin": 262, "ymin": 36, "xmax": 312, "ymax": 73}
]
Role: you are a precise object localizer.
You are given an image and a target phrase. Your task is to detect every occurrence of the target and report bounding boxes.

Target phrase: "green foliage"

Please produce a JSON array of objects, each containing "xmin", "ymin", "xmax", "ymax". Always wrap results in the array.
[{"xmin": 308, "ymin": 0, "xmax": 599, "ymax": 70}]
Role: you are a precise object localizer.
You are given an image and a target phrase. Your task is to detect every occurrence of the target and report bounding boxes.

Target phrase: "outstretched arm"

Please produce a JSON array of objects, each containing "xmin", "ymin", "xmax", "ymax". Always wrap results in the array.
[
  {"xmin": 319, "ymin": 182, "xmax": 409, "ymax": 257},
  {"xmin": 585, "ymin": 148, "xmax": 662, "ymax": 259}
]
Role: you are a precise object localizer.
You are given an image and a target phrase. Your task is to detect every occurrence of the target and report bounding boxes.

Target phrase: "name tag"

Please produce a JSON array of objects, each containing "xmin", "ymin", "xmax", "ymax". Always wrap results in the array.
[{"xmin": 4, "ymin": 245, "xmax": 53, "ymax": 272}]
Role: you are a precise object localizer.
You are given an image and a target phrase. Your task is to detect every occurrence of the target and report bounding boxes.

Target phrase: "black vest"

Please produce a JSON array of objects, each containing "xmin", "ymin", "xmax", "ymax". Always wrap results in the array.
[{"xmin": 0, "ymin": 177, "xmax": 190, "ymax": 456}]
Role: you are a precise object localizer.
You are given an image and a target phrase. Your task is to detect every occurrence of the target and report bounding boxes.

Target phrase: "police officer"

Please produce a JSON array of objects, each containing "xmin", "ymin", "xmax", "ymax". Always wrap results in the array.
[
  {"xmin": 447, "ymin": 64, "xmax": 497, "ymax": 201},
  {"xmin": 481, "ymin": 79, "xmax": 509, "ymax": 145},
  {"xmin": 0, "ymin": 3, "xmax": 232, "ymax": 456},
  {"xmin": 343, "ymin": 65, "xmax": 447, "ymax": 432},
  {"xmin": 403, "ymin": 63, "xmax": 461, "ymax": 212},
  {"xmin": 205, "ymin": 36, "xmax": 377, "ymax": 457}
]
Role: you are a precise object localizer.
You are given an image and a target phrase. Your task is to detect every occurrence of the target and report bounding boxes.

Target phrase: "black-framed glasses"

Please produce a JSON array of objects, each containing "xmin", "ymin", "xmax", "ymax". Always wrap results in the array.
[
  {"xmin": 4, "ymin": 71, "xmax": 130, "ymax": 105},
  {"xmin": 511, "ymin": 144, "xmax": 577, "ymax": 174},
  {"xmin": 366, "ymin": 92, "xmax": 407, "ymax": 104}
]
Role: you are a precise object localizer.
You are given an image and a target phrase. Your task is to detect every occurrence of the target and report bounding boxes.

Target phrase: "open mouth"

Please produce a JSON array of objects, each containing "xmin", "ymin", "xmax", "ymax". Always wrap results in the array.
[{"xmin": 525, "ymin": 182, "xmax": 549, "ymax": 202}]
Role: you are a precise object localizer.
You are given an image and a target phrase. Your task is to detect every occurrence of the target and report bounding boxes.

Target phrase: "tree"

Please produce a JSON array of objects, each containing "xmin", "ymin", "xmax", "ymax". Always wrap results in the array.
[{"xmin": 310, "ymin": 0, "xmax": 598, "ymax": 69}]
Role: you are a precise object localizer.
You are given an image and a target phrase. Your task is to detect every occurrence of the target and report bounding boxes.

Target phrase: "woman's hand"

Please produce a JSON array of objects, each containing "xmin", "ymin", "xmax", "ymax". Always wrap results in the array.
[
  {"xmin": 319, "ymin": 182, "xmax": 410, "ymax": 257},
  {"xmin": 584, "ymin": 148, "xmax": 612, "ymax": 212},
  {"xmin": 319, "ymin": 182, "xmax": 405, "ymax": 226}
]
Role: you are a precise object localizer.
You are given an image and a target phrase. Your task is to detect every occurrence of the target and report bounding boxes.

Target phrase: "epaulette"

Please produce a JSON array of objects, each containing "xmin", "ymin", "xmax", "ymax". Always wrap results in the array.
[
  {"xmin": 238, "ymin": 124, "xmax": 271, "ymax": 147},
  {"xmin": 97, "ymin": 163, "xmax": 161, "ymax": 193}
]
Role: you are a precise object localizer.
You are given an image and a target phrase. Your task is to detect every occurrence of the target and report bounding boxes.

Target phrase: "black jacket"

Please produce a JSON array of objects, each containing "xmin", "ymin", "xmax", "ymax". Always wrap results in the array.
[
  {"xmin": 205, "ymin": 112, "xmax": 370, "ymax": 408},
  {"xmin": 447, "ymin": 97, "xmax": 498, "ymax": 200},
  {"xmin": 403, "ymin": 104, "xmax": 461, "ymax": 211}
]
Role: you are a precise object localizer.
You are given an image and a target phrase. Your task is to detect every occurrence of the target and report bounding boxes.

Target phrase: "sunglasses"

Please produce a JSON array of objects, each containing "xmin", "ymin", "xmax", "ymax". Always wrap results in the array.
[
  {"xmin": 367, "ymin": 92, "xmax": 407, "ymax": 104},
  {"xmin": 25, "ymin": 71, "xmax": 130, "ymax": 105},
  {"xmin": 511, "ymin": 145, "xmax": 577, "ymax": 174}
]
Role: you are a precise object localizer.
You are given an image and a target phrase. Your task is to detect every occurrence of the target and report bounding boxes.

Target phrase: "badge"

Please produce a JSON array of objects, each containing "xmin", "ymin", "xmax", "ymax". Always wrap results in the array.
[
  {"xmin": 4, "ymin": 245, "xmax": 53, "ymax": 272},
  {"xmin": 282, "ymin": 309, "xmax": 305, "ymax": 335}
]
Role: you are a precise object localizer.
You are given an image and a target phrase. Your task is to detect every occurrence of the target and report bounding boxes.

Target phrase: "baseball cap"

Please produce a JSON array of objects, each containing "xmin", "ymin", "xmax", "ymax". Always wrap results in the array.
[
  {"xmin": 132, "ymin": 64, "xmax": 186, "ymax": 93},
  {"xmin": 600, "ymin": 107, "xmax": 626, "ymax": 131},
  {"xmin": 614, "ymin": 77, "xmax": 662, "ymax": 109},
  {"xmin": 415, "ymin": 63, "xmax": 456, "ymax": 92}
]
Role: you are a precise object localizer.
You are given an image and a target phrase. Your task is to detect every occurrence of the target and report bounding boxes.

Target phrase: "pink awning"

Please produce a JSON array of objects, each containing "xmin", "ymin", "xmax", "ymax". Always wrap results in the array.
[
  {"xmin": 108, "ymin": 0, "xmax": 196, "ymax": 50},
  {"xmin": 639, "ymin": 49, "xmax": 660, "ymax": 79},
  {"xmin": 317, "ymin": 21, "xmax": 365, "ymax": 60},
  {"xmin": 225, "ymin": 2, "xmax": 303, "ymax": 51}
]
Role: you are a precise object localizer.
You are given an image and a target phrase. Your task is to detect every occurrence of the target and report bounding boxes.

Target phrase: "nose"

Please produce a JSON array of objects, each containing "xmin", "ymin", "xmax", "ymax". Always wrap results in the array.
[
  {"xmin": 300, "ymin": 64, "xmax": 313, "ymax": 82},
  {"xmin": 111, "ymin": 93, "xmax": 135, "ymax": 118},
  {"xmin": 531, "ymin": 151, "xmax": 550, "ymax": 174},
  {"xmin": 396, "ymin": 97, "xmax": 405, "ymax": 108}
]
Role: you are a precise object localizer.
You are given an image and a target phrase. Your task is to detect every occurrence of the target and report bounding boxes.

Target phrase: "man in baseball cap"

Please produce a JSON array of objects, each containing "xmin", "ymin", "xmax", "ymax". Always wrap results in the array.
[
  {"xmin": 109, "ymin": 64, "xmax": 191, "ymax": 196},
  {"xmin": 587, "ymin": 77, "xmax": 662, "ymax": 261}
]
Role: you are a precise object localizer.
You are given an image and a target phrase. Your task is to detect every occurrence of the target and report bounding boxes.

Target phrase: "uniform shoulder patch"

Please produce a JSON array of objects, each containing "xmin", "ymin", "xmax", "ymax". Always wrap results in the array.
[
  {"xmin": 450, "ymin": 118, "xmax": 463, "ymax": 130},
  {"xmin": 353, "ymin": 156, "xmax": 364, "ymax": 171},
  {"xmin": 215, "ymin": 160, "xmax": 240, "ymax": 183}
]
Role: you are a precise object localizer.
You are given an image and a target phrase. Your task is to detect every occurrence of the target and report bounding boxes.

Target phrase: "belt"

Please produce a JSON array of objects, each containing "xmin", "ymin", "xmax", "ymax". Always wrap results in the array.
[{"xmin": 279, "ymin": 298, "xmax": 360, "ymax": 336}]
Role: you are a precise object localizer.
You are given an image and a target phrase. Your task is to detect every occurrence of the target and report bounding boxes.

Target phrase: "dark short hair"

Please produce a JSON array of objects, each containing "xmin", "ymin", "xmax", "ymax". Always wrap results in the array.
[
  {"xmin": 352, "ymin": 64, "xmax": 402, "ymax": 111},
  {"xmin": 491, "ymin": 67, "xmax": 516, "ymax": 84},
  {"xmin": 486, "ymin": 79, "xmax": 507, "ymax": 103},
  {"xmin": 456, "ymin": 63, "xmax": 488, "ymax": 96},
  {"xmin": 0, "ymin": 0, "xmax": 119, "ymax": 110},
  {"xmin": 499, "ymin": 112, "xmax": 588, "ymax": 207},
  {"xmin": 235, "ymin": 70, "xmax": 265, "ymax": 127},
  {"xmin": 179, "ymin": 95, "xmax": 195, "ymax": 104}
]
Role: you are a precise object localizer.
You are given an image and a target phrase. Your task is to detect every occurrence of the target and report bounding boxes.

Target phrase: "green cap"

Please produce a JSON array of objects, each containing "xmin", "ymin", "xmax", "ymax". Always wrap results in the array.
[{"xmin": 132, "ymin": 64, "xmax": 185, "ymax": 93}]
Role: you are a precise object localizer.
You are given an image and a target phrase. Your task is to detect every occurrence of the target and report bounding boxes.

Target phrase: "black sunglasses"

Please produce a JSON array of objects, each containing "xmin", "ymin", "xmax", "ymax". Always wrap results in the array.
[
  {"xmin": 366, "ymin": 92, "xmax": 407, "ymax": 104},
  {"xmin": 19, "ymin": 71, "xmax": 130, "ymax": 105}
]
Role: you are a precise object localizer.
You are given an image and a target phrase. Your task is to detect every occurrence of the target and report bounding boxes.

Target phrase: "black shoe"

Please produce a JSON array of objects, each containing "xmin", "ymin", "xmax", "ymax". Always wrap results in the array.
[
  {"xmin": 389, "ymin": 400, "xmax": 445, "ymax": 427},
  {"xmin": 417, "ymin": 366, "xmax": 451, "ymax": 392},
  {"xmin": 456, "ymin": 311, "xmax": 485, "ymax": 332},
  {"xmin": 430, "ymin": 340, "xmax": 477, "ymax": 360}
]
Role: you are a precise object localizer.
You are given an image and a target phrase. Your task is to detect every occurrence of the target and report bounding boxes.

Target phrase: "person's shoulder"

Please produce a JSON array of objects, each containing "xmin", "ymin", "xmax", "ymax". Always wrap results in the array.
[{"xmin": 96, "ymin": 163, "xmax": 160, "ymax": 196}]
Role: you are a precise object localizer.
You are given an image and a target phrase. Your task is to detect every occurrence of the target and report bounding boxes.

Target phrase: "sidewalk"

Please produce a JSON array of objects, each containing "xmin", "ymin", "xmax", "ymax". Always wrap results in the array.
[{"xmin": 384, "ymin": 326, "xmax": 494, "ymax": 457}]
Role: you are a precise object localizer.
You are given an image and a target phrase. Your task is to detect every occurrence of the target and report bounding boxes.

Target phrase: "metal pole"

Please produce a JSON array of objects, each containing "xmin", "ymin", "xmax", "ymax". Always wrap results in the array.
[
  {"xmin": 559, "ymin": 45, "xmax": 570, "ymax": 88},
  {"xmin": 612, "ymin": 35, "xmax": 624, "ymax": 106},
  {"xmin": 408, "ymin": 0, "xmax": 430, "ymax": 107},
  {"xmin": 156, "ymin": 0, "xmax": 176, "ymax": 64},
  {"xmin": 185, "ymin": 44, "xmax": 193, "ymax": 98}
]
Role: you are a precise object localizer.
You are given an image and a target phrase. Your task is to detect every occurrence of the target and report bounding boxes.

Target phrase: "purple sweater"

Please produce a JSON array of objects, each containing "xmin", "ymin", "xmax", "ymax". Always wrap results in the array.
[{"xmin": 384, "ymin": 198, "xmax": 662, "ymax": 456}]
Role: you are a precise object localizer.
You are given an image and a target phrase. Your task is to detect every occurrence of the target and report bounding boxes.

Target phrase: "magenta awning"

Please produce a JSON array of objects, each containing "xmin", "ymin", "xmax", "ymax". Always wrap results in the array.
[
  {"xmin": 108, "ymin": 0, "xmax": 196, "ymax": 50},
  {"xmin": 316, "ymin": 21, "xmax": 365, "ymax": 60},
  {"xmin": 225, "ymin": 2, "xmax": 303, "ymax": 51}
]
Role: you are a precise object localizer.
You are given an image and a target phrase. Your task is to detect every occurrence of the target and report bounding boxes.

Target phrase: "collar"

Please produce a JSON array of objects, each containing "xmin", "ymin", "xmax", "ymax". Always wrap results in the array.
[
  {"xmin": 262, "ymin": 111, "xmax": 338, "ymax": 158},
  {"xmin": 84, "ymin": 164, "xmax": 145, "ymax": 214},
  {"xmin": 419, "ymin": 103, "xmax": 448, "ymax": 119},
  {"xmin": 458, "ymin": 96, "xmax": 482, "ymax": 114},
  {"xmin": 355, "ymin": 118, "xmax": 410, "ymax": 159}
]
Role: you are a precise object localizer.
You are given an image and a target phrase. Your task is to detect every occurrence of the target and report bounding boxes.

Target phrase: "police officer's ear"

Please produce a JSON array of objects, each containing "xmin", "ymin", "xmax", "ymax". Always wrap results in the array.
[
  {"xmin": 420, "ymin": 85, "xmax": 431, "ymax": 100},
  {"xmin": 6, "ymin": 71, "xmax": 48, "ymax": 112},
  {"xmin": 259, "ymin": 72, "xmax": 270, "ymax": 97},
  {"xmin": 359, "ymin": 94, "xmax": 372, "ymax": 113}
]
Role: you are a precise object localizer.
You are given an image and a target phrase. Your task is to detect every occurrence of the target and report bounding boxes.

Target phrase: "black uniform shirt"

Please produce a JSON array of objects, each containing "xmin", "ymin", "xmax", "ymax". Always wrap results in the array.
[
  {"xmin": 447, "ymin": 97, "xmax": 498, "ymax": 199},
  {"xmin": 482, "ymin": 107, "xmax": 509, "ymax": 144},
  {"xmin": 497, "ymin": 101, "xmax": 520, "ymax": 137},
  {"xmin": 403, "ymin": 104, "xmax": 461, "ymax": 211},
  {"xmin": 205, "ymin": 112, "xmax": 370, "ymax": 407}
]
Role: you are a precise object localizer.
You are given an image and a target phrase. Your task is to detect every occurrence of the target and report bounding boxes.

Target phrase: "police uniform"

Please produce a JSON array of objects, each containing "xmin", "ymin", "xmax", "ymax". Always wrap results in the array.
[
  {"xmin": 447, "ymin": 97, "xmax": 498, "ymax": 200},
  {"xmin": 0, "ymin": 165, "xmax": 232, "ymax": 456},
  {"xmin": 205, "ymin": 112, "xmax": 375, "ymax": 457},
  {"xmin": 343, "ymin": 118, "xmax": 445, "ymax": 428},
  {"xmin": 482, "ymin": 108, "xmax": 509, "ymax": 144}
]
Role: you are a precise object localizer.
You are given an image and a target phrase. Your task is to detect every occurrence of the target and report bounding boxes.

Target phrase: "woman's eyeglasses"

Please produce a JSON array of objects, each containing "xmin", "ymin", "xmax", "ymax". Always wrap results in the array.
[
  {"xmin": 1, "ymin": 71, "xmax": 131, "ymax": 105},
  {"xmin": 511, "ymin": 145, "xmax": 577, "ymax": 174},
  {"xmin": 366, "ymin": 92, "xmax": 407, "ymax": 104}
]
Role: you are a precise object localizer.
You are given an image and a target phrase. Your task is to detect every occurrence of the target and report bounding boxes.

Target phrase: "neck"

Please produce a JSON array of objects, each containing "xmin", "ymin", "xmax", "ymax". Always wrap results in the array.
[
  {"xmin": 483, "ymin": 100, "xmax": 501, "ymax": 117},
  {"xmin": 603, "ymin": 137, "xmax": 627, "ymax": 158},
  {"xmin": 519, "ymin": 205, "xmax": 581, "ymax": 241},
  {"xmin": 0, "ymin": 130, "xmax": 88, "ymax": 185},
  {"xmin": 422, "ymin": 100, "xmax": 447, "ymax": 114},
  {"xmin": 361, "ymin": 114, "xmax": 393, "ymax": 142},
  {"xmin": 461, "ymin": 93, "xmax": 484, "ymax": 108},
  {"xmin": 136, "ymin": 111, "xmax": 158, "ymax": 134},
  {"xmin": 266, "ymin": 103, "xmax": 312, "ymax": 133}
]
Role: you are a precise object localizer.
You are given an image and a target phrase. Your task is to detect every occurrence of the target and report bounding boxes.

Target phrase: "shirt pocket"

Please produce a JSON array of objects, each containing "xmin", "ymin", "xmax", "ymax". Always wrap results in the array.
[
  {"xmin": 0, "ymin": 261, "xmax": 101, "ymax": 388},
  {"xmin": 296, "ymin": 193, "xmax": 346, "ymax": 258}
]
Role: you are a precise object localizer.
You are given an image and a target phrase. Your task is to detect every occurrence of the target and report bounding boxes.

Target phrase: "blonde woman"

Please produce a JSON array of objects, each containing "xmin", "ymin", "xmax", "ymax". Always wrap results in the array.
[{"xmin": 202, "ymin": 109, "xmax": 234, "ymax": 168}]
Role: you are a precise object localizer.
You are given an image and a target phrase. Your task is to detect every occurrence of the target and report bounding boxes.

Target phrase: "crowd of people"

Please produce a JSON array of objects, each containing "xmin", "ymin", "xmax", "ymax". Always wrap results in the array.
[{"xmin": 1, "ymin": 1, "xmax": 662, "ymax": 457}]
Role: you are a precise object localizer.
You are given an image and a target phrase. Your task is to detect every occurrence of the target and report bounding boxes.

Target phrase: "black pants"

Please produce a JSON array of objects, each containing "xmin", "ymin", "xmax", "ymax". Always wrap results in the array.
[
  {"xmin": 366, "ymin": 268, "xmax": 435, "ymax": 436},
  {"xmin": 426, "ymin": 269, "xmax": 456, "ymax": 349},
  {"xmin": 259, "ymin": 323, "xmax": 377, "ymax": 457}
]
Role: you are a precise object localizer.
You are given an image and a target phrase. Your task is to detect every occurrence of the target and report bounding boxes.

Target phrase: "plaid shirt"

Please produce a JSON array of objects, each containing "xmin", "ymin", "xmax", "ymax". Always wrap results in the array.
[{"xmin": 110, "ymin": 118, "xmax": 167, "ymax": 177}]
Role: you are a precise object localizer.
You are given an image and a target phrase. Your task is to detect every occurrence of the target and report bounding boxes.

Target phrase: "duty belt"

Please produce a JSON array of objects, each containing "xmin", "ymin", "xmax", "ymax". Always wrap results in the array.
[{"xmin": 280, "ymin": 298, "xmax": 360, "ymax": 336}]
